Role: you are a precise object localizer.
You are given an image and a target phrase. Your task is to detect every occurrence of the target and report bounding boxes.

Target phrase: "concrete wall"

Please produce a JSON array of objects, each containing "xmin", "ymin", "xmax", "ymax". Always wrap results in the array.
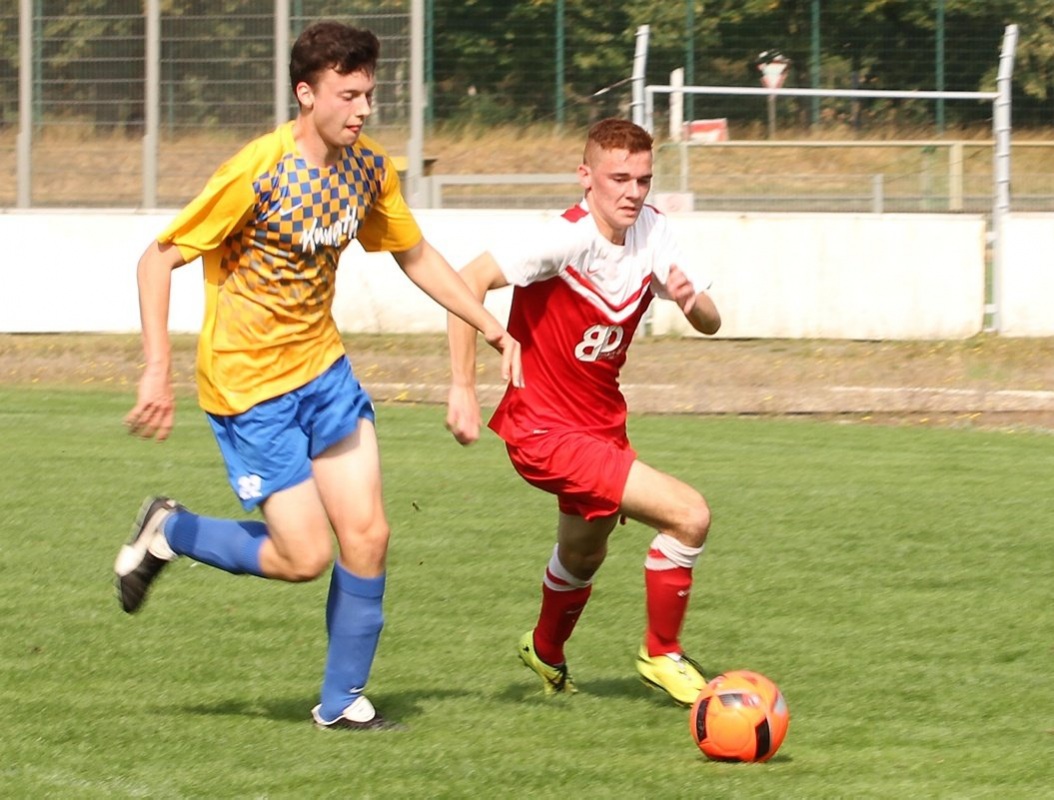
[
  {"xmin": 999, "ymin": 214, "xmax": 1054, "ymax": 336},
  {"xmin": 2, "ymin": 211, "xmax": 206, "ymax": 334},
  {"xmin": 0, "ymin": 208, "xmax": 1029, "ymax": 340},
  {"xmin": 654, "ymin": 212, "xmax": 987, "ymax": 339}
]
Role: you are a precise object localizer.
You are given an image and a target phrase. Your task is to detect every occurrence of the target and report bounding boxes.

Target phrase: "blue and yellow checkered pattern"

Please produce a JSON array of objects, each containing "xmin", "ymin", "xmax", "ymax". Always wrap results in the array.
[{"xmin": 159, "ymin": 123, "xmax": 421, "ymax": 415}]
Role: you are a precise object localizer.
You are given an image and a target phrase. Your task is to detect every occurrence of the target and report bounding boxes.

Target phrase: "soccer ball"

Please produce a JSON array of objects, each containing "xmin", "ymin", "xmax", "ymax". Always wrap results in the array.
[{"xmin": 689, "ymin": 670, "xmax": 789, "ymax": 762}]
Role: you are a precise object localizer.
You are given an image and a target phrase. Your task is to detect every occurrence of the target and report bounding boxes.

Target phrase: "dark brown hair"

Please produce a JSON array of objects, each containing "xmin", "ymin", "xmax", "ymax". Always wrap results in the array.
[{"xmin": 289, "ymin": 21, "xmax": 380, "ymax": 91}]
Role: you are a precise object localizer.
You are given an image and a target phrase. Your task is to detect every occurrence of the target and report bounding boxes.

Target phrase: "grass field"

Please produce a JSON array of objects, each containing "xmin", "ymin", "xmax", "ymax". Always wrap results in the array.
[{"xmin": 2, "ymin": 386, "xmax": 1052, "ymax": 798}]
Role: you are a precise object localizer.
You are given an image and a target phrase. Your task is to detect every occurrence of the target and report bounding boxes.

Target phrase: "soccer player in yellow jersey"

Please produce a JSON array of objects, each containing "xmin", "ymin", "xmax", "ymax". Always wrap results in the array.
[{"xmin": 113, "ymin": 21, "xmax": 521, "ymax": 731}]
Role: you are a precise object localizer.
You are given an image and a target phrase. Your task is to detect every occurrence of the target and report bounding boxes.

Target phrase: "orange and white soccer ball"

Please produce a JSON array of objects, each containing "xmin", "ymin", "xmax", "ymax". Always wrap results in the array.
[{"xmin": 689, "ymin": 670, "xmax": 789, "ymax": 762}]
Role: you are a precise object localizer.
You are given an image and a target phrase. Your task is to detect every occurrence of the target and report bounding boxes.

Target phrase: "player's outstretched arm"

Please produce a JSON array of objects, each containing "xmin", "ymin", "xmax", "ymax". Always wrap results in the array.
[
  {"xmin": 445, "ymin": 251, "xmax": 511, "ymax": 446},
  {"xmin": 685, "ymin": 290, "xmax": 721, "ymax": 335},
  {"xmin": 393, "ymin": 239, "xmax": 521, "ymax": 391},
  {"xmin": 666, "ymin": 264, "xmax": 721, "ymax": 335},
  {"xmin": 125, "ymin": 241, "xmax": 186, "ymax": 441}
]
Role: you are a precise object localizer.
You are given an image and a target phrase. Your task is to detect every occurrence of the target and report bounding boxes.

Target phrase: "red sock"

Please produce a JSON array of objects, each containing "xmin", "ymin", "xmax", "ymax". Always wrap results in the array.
[
  {"xmin": 533, "ymin": 580, "xmax": 592, "ymax": 666},
  {"xmin": 644, "ymin": 563, "xmax": 693, "ymax": 657}
]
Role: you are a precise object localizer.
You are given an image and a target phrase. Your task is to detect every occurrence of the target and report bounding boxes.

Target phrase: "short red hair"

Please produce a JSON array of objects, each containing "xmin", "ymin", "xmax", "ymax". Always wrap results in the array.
[{"xmin": 583, "ymin": 118, "xmax": 653, "ymax": 166}]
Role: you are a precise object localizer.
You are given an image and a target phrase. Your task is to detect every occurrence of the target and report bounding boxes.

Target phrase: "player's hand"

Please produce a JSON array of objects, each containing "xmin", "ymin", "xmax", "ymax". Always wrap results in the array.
[
  {"xmin": 124, "ymin": 364, "xmax": 175, "ymax": 441},
  {"xmin": 446, "ymin": 384, "xmax": 482, "ymax": 446},
  {"xmin": 482, "ymin": 328, "xmax": 524, "ymax": 388},
  {"xmin": 666, "ymin": 264, "xmax": 697, "ymax": 315}
]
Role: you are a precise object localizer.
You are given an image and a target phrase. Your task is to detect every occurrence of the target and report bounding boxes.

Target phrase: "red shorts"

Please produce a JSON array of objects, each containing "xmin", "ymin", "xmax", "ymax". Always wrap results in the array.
[{"xmin": 505, "ymin": 430, "xmax": 637, "ymax": 521}]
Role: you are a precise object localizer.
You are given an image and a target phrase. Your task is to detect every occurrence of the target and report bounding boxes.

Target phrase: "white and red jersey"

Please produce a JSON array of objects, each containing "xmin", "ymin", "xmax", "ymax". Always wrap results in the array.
[{"xmin": 488, "ymin": 200, "xmax": 709, "ymax": 444}]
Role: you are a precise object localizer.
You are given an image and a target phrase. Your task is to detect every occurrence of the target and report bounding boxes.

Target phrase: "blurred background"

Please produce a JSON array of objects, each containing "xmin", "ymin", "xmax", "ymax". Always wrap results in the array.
[{"xmin": 1, "ymin": 1, "xmax": 1051, "ymax": 212}]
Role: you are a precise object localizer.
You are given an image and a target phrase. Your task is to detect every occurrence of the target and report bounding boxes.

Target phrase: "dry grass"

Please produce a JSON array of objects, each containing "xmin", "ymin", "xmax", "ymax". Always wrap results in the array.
[
  {"xmin": 3, "ymin": 122, "xmax": 1054, "ymax": 208},
  {"xmin": 4, "ymin": 332, "xmax": 1054, "ymax": 432}
]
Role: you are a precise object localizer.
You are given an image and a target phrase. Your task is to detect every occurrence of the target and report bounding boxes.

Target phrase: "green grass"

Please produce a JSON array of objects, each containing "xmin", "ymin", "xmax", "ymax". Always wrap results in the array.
[{"xmin": 1, "ymin": 387, "xmax": 1052, "ymax": 798}]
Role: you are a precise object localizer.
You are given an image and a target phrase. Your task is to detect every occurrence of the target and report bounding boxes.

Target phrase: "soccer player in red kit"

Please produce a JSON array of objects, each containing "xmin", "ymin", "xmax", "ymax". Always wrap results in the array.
[{"xmin": 446, "ymin": 118, "xmax": 722, "ymax": 706}]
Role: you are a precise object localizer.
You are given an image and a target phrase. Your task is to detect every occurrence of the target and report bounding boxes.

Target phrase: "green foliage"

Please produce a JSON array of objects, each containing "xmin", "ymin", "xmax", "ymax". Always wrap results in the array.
[
  {"xmin": 425, "ymin": 0, "xmax": 1053, "ymax": 127},
  {"xmin": 1, "ymin": 387, "xmax": 1052, "ymax": 796},
  {"xmin": 4, "ymin": 2, "xmax": 1054, "ymax": 132}
]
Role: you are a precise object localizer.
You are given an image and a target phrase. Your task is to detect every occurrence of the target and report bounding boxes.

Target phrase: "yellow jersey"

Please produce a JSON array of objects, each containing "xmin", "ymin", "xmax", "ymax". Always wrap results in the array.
[{"xmin": 159, "ymin": 122, "xmax": 422, "ymax": 415}]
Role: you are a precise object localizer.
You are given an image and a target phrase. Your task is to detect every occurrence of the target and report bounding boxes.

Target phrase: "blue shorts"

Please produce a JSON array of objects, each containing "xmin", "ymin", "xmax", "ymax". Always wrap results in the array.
[{"xmin": 207, "ymin": 356, "xmax": 375, "ymax": 511}]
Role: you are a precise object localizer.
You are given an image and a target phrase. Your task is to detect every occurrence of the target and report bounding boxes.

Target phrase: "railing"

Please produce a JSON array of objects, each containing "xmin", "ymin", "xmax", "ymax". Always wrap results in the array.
[
  {"xmin": 654, "ymin": 140, "xmax": 1054, "ymax": 214},
  {"xmin": 423, "ymin": 173, "xmax": 580, "ymax": 210},
  {"xmin": 414, "ymin": 146, "xmax": 1054, "ymax": 214}
]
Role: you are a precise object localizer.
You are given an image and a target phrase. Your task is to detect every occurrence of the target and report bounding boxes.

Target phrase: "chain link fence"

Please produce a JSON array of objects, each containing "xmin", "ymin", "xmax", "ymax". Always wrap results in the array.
[
  {"xmin": 0, "ymin": 1, "xmax": 410, "ymax": 208},
  {"xmin": 1, "ymin": 2, "xmax": 1052, "ymax": 210}
]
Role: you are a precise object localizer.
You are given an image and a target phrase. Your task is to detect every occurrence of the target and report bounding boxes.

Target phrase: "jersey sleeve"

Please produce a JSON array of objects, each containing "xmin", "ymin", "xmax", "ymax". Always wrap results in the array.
[
  {"xmin": 646, "ymin": 211, "xmax": 712, "ymax": 300},
  {"xmin": 158, "ymin": 140, "xmax": 265, "ymax": 262},
  {"xmin": 488, "ymin": 213, "xmax": 583, "ymax": 287},
  {"xmin": 356, "ymin": 153, "xmax": 423, "ymax": 254}
]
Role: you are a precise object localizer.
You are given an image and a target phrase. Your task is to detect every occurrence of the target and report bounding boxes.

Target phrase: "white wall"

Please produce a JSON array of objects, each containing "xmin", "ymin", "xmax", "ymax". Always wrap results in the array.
[
  {"xmin": 999, "ymin": 214, "xmax": 1054, "ymax": 336},
  {"xmin": 0, "ymin": 208, "xmax": 1011, "ymax": 339},
  {"xmin": 332, "ymin": 210, "xmax": 520, "ymax": 333},
  {"xmin": 656, "ymin": 212, "xmax": 988, "ymax": 339},
  {"xmin": 0, "ymin": 211, "xmax": 206, "ymax": 333}
]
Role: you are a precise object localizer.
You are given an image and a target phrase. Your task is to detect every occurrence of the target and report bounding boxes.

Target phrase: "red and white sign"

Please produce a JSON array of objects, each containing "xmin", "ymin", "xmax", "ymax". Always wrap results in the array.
[
  {"xmin": 759, "ymin": 60, "xmax": 790, "ymax": 90},
  {"xmin": 683, "ymin": 118, "xmax": 729, "ymax": 143}
]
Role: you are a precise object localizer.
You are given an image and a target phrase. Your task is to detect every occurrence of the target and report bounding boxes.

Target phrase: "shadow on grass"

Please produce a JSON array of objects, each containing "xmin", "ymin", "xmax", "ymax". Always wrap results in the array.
[
  {"xmin": 177, "ymin": 687, "xmax": 473, "ymax": 725},
  {"xmin": 179, "ymin": 697, "xmax": 312, "ymax": 724},
  {"xmin": 495, "ymin": 674, "xmax": 669, "ymax": 705}
]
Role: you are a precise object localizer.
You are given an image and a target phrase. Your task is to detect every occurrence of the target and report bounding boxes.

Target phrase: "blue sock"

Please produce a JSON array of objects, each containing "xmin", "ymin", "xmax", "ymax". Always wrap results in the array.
[
  {"xmin": 163, "ymin": 511, "xmax": 266, "ymax": 577},
  {"xmin": 318, "ymin": 564, "xmax": 385, "ymax": 721}
]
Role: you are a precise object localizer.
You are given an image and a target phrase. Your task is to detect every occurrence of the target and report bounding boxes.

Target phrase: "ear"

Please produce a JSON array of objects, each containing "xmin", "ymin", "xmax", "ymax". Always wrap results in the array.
[
  {"xmin": 577, "ymin": 163, "xmax": 591, "ymax": 191},
  {"xmin": 295, "ymin": 81, "xmax": 315, "ymax": 110}
]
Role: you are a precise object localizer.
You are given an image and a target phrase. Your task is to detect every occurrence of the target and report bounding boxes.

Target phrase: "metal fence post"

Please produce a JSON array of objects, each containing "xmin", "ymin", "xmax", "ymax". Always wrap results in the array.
[
  {"xmin": 408, "ymin": 0, "xmax": 425, "ymax": 206},
  {"xmin": 555, "ymin": 0, "xmax": 565, "ymax": 126},
  {"xmin": 17, "ymin": 0, "xmax": 32, "ymax": 208},
  {"xmin": 142, "ymin": 0, "xmax": 160, "ymax": 210},
  {"xmin": 936, "ymin": 0, "xmax": 946, "ymax": 134},
  {"xmin": 810, "ymin": 0, "xmax": 821, "ymax": 126},
  {"xmin": 990, "ymin": 24, "xmax": 1019, "ymax": 333},
  {"xmin": 275, "ymin": 0, "xmax": 290, "ymax": 127},
  {"xmin": 631, "ymin": 25, "xmax": 650, "ymax": 128},
  {"xmin": 685, "ymin": 0, "xmax": 695, "ymax": 123},
  {"xmin": 948, "ymin": 141, "xmax": 963, "ymax": 211}
]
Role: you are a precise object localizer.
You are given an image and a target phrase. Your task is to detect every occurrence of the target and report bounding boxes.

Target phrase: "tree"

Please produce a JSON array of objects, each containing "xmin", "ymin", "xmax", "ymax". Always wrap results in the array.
[{"xmin": 8, "ymin": 0, "xmax": 1054, "ymax": 132}]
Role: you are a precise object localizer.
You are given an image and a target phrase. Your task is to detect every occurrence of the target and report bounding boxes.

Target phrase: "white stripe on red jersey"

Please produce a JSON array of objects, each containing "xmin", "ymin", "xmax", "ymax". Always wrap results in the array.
[{"xmin": 488, "ymin": 201, "xmax": 709, "ymax": 443}]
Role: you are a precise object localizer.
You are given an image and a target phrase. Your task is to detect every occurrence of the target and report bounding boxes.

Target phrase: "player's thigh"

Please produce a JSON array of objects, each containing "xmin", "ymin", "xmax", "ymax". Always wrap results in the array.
[
  {"xmin": 620, "ymin": 460, "xmax": 710, "ymax": 544},
  {"xmin": 260, "ymin": 477, "xmax": 334, "ymax": 570},
  {"xmin": 312, "ymin": 419, "xmax": 389, "ymax": 555}
]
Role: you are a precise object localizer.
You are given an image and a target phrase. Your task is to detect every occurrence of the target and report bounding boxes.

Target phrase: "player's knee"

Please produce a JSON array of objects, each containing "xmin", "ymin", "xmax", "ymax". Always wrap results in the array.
[
  {"xmin": 567, "ymin": 547, "xmax": 606, "ymax": 581},
  {"xmin": 359, "ymin": 520, "xmax": 391, "ymax": 553},
  {"xmin": 335, "ymin": 520, "xmax": 391, "ymax": 568},
  {"xmin": 676, "ymin": 497, "xmax": 711, "ymax": 548},
  {"xmin": 284, "ymin": 541, "xmax": 334, "ymax": 582}
]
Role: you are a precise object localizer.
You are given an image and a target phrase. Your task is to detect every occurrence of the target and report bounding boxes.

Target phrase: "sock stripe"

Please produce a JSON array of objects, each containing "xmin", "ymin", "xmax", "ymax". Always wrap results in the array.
[
  {"xmin": 649, "ymin": 533, "xmax": 704, "ymax": 569},
  {"xmin": 543, "ymin": 568, "xmax": 581, "ymax": 591},
  {"xmin": 544, "ymin": 544, "xmax": 592, "ymax": 589},
  {"xmin": 645, "ymin": 547, "xmax": 678, "ymax": 571}
]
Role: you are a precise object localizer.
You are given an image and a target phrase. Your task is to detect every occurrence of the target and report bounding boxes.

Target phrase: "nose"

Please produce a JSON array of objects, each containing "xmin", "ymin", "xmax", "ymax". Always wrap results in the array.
[{"xmin": 353, "ymin": 95, "xmax": 372, "ymax": 119}]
